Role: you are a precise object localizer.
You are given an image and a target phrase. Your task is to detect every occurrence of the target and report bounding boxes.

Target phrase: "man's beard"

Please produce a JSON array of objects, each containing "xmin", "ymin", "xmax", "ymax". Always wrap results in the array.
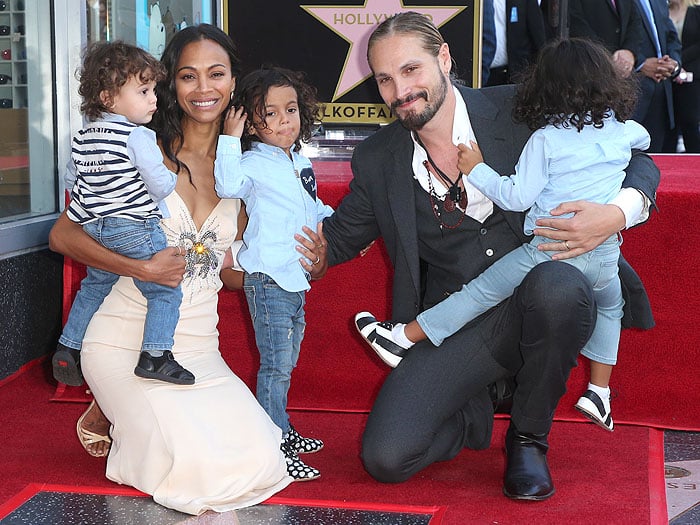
[{"xmin": 391, "ymin": 73, "xmax": 448, "ymax": 131}]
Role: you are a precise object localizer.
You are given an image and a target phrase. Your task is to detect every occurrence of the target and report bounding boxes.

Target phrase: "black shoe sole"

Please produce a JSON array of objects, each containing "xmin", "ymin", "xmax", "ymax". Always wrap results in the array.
[
  {"xmin": 52, "ymin": 348, "xmax": 84, "ymax": 386},
  {"xmin": 503, "ymin": 487, "xmax": 555, "ymax": 501}
]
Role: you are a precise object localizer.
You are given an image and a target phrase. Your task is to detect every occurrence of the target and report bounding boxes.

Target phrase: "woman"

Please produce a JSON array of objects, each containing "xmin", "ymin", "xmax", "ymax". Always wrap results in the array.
[
  {"xmin": 666, "ymin": 0, "xmax": 700, "ymax": 152},
  {"xmin": 48, "ymin": 25, "xmax": 316, "ymax": 515}
]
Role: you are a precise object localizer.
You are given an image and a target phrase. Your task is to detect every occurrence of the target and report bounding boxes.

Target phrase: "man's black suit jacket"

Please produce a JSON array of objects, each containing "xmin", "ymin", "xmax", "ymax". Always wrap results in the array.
[
  {"xmin": 504, "ymin": 0, "xmax": 548, "ymax": 80},
  {"xmin": 633, "ymin": 0, "xmax": 683, "ymax": 129},
  {"xmin": 674, "ymin": 6, "xmax": 700, "ymax": 122},
  {"xmin": 569, "ymin": 0, "xmax": 646, "ymax": 62}
]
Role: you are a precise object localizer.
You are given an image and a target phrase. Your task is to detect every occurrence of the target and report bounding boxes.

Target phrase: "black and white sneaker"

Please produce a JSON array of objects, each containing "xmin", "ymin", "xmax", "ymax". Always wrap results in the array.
[
  {"xmin": 287, "ymin": 425, "xmax": 324, "ymax": 454},
  {"xmin": 281, "ymin": 438, "xmax": 320, "ymax": 481},
  {"xmin": 575, "ymin": 389, "xmax": 614, "ymax": 431},
  {"xmin": 354, "ymin": 311, "xmax": 410, "ymax": 368}
]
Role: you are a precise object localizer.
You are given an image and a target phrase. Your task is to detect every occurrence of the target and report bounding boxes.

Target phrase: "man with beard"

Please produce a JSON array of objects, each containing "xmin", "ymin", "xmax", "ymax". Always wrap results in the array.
[{"xmin": 300, "ymin": 12, "xmax": 658, "ymax": 500}]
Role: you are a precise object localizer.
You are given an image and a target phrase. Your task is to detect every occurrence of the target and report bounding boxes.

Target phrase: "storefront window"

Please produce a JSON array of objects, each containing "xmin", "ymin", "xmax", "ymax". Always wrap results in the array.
[
  {"xmin": 86, "ymin": 0, "xmax": 215, "ymax": 52},
  {"xmin": 0, "ymin": 0, "xmax": 55, "ymax": 223},
  {"xmin": 0, "ymin": 1, "xmax": 219, "ymax": 255}
]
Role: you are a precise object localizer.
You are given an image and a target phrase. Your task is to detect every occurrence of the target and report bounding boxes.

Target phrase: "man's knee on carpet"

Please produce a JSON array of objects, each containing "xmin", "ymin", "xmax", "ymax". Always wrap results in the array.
[{"xmin": 360, "ymin": 437, "xmax": 415, "ymax": 483}]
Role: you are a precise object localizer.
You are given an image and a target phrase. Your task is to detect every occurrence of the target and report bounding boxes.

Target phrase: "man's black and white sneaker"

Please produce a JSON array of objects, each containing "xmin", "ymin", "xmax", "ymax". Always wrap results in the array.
[
  {"xmin": 281, "ymin": 439, "xmax": 320, "ymax": 481},
  {"xmin": 354, "ymin": 311, "xmax": 410, "ymax": 368},
  {"xmin": 575, "ymin": 390, "xmax": 614, "ymax": 431},
  {"xmin": 287, "ymin": 425, "xmax": 324, "ymax": 454}
]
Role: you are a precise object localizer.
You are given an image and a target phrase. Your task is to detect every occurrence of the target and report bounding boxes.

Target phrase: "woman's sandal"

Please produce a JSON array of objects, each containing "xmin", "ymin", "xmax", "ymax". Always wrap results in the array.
[{"xmin": 76, "ymin": 400, "xmax": 112, "ymax": 458}]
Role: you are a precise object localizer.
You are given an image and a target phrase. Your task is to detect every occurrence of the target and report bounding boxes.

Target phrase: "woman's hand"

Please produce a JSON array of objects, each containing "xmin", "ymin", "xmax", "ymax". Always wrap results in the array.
[
  {"xmin": 222, "ymin": 105, "xmax": 247, "ymax": 137},
  {"xmin": 49, "ymin": 209, "xmax": 185, "ymax": 287},
  {"xmin": 533, "ymin": 201, "xmax": 625, "ymax": 260},
  {"xmin": 296, "ymin": 222, "xmax": 328, "ymax": 280},
  {"xmin": 141, "ymin": 247, "xmax": 186, "ymax": 287}
]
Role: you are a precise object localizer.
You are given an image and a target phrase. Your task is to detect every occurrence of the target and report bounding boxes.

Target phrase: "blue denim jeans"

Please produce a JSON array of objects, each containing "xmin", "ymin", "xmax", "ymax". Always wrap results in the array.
[
  {"xmin": 417, "ymin": 234, "xmax": 623, "ymax": 365},
  {"xmin": 243, "ymin": 272, "xmax": 306, "ymax": 434},
  {"xmin": 59, "ymin": 216, "xmax": 181, "ymax": 353}
]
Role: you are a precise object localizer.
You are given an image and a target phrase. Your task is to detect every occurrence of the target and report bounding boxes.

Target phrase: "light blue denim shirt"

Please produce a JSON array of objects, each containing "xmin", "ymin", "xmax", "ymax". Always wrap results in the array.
[
  {"xmin": 214, "ymin": 136, "xmax": 334, "ymax": 292},
  {"xmin": 468, "ymin": 116, "xmax": 650, "ymax": 234}
]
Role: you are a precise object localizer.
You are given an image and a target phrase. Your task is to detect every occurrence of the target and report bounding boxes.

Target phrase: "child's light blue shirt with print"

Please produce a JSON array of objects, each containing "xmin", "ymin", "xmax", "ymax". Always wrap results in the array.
[
  {"xmin": 468, "ymin": 116, "xmax": 650, "ymax": 234},
  {"xmin": 214, "ymin": 135, "xmax": 334, "ymax": 292}
]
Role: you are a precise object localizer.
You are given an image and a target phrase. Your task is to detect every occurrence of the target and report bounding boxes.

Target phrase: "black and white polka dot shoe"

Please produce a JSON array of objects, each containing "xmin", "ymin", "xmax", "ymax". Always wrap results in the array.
[
  {"xmin": 281, "ymin": 439, "xmax": 321, "ymax": 481},
  {"xmin": 286, "ymin": 425, "xmax": 324, "ymax": 454}
]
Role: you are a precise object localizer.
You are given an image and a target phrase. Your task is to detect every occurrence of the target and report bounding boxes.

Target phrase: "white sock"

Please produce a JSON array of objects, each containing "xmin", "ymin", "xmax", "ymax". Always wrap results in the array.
[
  {"xmin": 588, "ymin": 382, "xmax": 611, "ymax": 411},
  {"xmin": 391, "ymin": 324, "xmax": 415, "ymax": 349}
]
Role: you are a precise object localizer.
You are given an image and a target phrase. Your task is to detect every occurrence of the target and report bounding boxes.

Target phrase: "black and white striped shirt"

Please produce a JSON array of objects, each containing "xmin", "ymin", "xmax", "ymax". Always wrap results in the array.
[{"xmin": 66, "ymin": 114, "xmax": 176, "ymax": 224}]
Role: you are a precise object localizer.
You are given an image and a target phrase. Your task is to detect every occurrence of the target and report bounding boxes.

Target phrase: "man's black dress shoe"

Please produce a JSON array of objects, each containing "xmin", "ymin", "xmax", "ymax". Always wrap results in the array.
[
  {"xmin": 134, "ymin": 351, "xmax": 195, "ymax": 385},
  {"xmin": 503, "ymin": 425, "xmax": 554, "ymax": 501}
]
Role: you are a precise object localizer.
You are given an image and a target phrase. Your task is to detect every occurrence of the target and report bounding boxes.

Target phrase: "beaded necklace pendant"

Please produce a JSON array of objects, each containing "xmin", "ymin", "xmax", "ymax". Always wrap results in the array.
[
  {"xmin": 426, "ymin": 171, "xmax": 467, "ymax": 230},
  {"xmin": 444, "ymin": 185, "xmax": 467, "ymax": 212}
]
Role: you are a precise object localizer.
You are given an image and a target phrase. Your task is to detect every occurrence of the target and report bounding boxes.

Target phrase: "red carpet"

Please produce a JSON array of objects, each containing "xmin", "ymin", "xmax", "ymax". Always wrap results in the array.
[
  {"xmin": 0, "ymin": 362, "xmax": 666, "ymax": 524},
  {"xmin": 37, "ymin": 155, "xmax": 696, "ymax": 522}
]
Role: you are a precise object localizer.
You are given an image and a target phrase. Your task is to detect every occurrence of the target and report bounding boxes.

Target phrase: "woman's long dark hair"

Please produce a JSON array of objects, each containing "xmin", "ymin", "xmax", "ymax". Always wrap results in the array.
[
  {"xmin": 513, "ymin": 37, "xmax": 639, "ymax": 131},
  {"xmin": 149, "ymin": 24, "xmax": 241, "ymax": 176},
  {"xmin": 233, "ymin": 66, "xmax": 322, "ymax": 152}
]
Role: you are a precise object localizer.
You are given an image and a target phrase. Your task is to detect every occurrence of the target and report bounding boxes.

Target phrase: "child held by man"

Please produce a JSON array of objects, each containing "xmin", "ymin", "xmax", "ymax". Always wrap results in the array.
[{"xmin": 356, "ymin": 38, "xmax": 651, "ymax": 432}]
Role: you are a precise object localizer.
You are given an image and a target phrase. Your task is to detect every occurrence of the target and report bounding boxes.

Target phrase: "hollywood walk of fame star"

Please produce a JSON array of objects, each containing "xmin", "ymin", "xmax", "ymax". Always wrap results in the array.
[{"xmin": 301, "ymin": 0, "xmax": 466, "ymax": 101}]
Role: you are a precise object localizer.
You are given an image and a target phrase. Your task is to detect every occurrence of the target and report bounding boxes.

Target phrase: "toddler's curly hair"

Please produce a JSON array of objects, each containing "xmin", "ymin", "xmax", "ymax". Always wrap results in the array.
[
  {"xmin": 78, "ymin": 41, "xmax": 166, "ymax": 121},
  {"xmin": 513, "ymin": 37, "xmax": 639, "ymax": 131}
]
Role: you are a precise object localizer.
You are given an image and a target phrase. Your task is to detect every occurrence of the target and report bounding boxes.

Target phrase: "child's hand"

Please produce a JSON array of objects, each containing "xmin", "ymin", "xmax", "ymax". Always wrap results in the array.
[
  {"xmin": 457, "ymin": 141, "xmax": 483, "ymax": 175},
  {"xmin": 222, "ymin": 106, "xmax": 247, "ymax": 138}
]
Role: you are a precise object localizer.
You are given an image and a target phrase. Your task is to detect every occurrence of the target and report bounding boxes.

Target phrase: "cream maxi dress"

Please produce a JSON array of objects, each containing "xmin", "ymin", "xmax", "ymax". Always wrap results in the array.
[{"xmin": 80, "ymin": 192, "xmax": 292, "ymax": 515}]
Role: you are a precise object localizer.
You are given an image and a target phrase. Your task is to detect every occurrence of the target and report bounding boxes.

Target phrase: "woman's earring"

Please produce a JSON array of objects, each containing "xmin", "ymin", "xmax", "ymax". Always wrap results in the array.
[{"xmin": 230, "ymin": 91, "xmax": 234, "ymax": 101}]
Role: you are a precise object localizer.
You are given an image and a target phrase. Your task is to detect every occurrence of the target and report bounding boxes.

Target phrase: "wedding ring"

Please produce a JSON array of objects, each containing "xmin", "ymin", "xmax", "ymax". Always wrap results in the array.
[
  {"xmin": 564, "ymin": 241, "xmax": 571, "ymax": 251},
  {"xmin": 313, "ymin": 255, "xmax": 320, "ymax": 265},
  {"xmin": 317, "ymin": 243, "xmax": 324, "ymax": 248}
]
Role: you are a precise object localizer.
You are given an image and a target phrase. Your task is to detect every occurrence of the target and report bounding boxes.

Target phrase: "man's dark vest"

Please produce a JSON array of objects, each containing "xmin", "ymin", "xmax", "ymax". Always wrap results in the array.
[{"xmin": 414, "ymin": 179, "xmax": 525, "ymax": 311}]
